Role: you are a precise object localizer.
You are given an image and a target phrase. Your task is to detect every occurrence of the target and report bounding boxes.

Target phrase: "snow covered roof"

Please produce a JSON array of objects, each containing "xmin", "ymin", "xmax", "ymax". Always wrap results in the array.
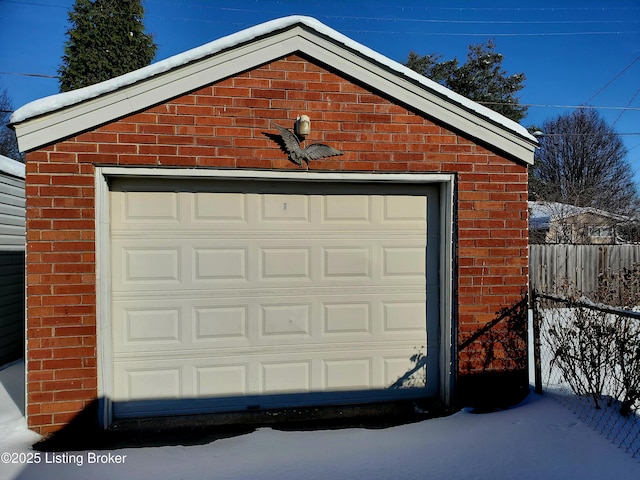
[
  {"xmin": 10, "ymin": 16, "xmax": 537, "ymax": 162},
  {"xmin": 528, "ymin": 201, "xmax": 629, "ymax": 229},
  {"xmin": 0, "ymin": 154, "xmax": 25, "ymax": 179}
]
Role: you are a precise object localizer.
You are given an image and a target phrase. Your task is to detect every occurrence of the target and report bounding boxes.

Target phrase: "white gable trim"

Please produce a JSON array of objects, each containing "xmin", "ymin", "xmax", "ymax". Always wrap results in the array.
[{"xmin": 11, "ymin": 16, "xmax": 537, "ymax": 163}]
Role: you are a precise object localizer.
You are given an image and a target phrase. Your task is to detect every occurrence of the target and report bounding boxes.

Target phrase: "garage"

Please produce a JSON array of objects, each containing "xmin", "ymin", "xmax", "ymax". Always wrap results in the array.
[
  {"xmin": 108, "ymin": 176, "xmax": 442, "ymax": 418},
  {"xmin": 12, "ymin": 16, "xmax": 535, "ymax": 434}
]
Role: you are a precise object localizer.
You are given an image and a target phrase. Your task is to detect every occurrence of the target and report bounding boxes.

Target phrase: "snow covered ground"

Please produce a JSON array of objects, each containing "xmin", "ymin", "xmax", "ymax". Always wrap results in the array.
[{"xmin": 1, "ymin": 360, "xmax": 638, "ymax": 480}]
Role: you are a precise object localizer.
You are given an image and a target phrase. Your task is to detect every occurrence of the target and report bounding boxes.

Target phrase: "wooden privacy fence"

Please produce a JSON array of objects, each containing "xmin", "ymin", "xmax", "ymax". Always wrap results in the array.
[{"xmin": 529, "ymin": 244, "xmax": 640, "ymax": 296}]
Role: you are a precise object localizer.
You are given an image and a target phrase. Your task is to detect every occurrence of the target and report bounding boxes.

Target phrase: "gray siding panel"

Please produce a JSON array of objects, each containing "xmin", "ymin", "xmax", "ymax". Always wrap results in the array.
[
  {"xmin": 0, "ymin": 252, "xmax": 25, "ymax": 366},
  {"xmin": 0, "ymin": 173, "xmax": 26, "ymax": 252},
  {"xmin": 0, "ymin": 172, "xmax": 25, "ymax": 366}
]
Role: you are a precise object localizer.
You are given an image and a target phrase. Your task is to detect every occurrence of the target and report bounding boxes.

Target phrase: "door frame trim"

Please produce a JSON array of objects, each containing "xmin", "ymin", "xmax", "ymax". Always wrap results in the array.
[{"xmin": 95, "ymin": 167, "xmax": 455, "ymax": 428}]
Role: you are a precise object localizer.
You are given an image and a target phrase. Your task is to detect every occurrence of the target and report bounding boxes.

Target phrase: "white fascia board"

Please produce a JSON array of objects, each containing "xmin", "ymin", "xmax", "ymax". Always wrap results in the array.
[
  {"xmin": 13, "ymin": 31, "xmax": 296, "ymax": 152},
  {"xmin": 13, "ymin": 22, "xmax": 536, "ymax": 163},
  {"xmin": 294, "ymin": 31, "xmax": 536, "ymax": 163}
]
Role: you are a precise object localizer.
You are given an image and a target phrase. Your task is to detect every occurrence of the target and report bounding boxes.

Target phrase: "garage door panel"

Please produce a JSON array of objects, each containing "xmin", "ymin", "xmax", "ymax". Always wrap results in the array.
[
  {"xmin": 113, "ymin": 243, "xmax": 427, "ymax": 291},
  {"xmin": 194, "ymin": 305, "xmax": 248, "ymax": 342},
  {"xmin": 112, "ymin": 302, "xmax": 186, "ymax": 352},
  {"xmin": 112, "ymin": 292, "xmax": 425, "ymax": 354},
  {"xmin": 193, "ymin": 192, "xmax": 247, "ymax": 223},
  {"xmin": 194, "ymin": 247, "xmax": 248, "ymax": 281},
  {"xmin": 383, "ymin": 196, "xmax": 427, "ymax": 223},
  {"xmin": 262, "ymin": 361, "xmax": 311, "ymax": 393},
  {"xmin": 114, "ymin": 191, "xmax": 180, "ymax": 224},
  {"xmin": 322, "ymin": 195, "xmax": 371, "ymax": 223},
  {"xmin": 322, "ymin": 246, "xmax": 371, "ymax": 279},
  {"xmin": 111, "ymin": 241, "xmax": 183, "ymax": 289},
  {"xmin": 260, "ymin": 247, "xmax": 311, "ymax": 280},
  {"xmin": 383, "ymin": 301, "xmax": 426, "ymax": 333},
  {"xmin": 385, "ymin": 355, "xmax": 427, "ymax": 389},
  {"xmin": 260, "ymin": 303, "xmax": 312, "ymax": 337},
  {"xmin": 110, "ymin": 182, "xmax": 439, "ymax": 417},
  {"xmin": 322, "ymin": 302, "xmax": 371, "ymax": 335},
  {"xmin": 323, "ymin": 358, "xmax": 372, "ymax": 390},
  {"xmin": 125, "ymin": 307, "xmax": 181, "ymax": 344},
  {"xmin": 124, "ymin": 367, "xmax": 182, "ymax": 401},
  {"xmin": 195, "ymin": 364, "xmax": 248, "ymax": 396},
  {"xmin": 113, "ymin": 344, "xmax": 430, "ymax": 403},
  {"xmin": 261, "ymin": 194, "xmax": 310, "ymax": 223},
  {"xmin": 382, "ymin": 247, "xmax": 426, "ymax": 277},
  {"xmin": 124, "ymin": 247, "xmax": 181, "ymax": 283}
]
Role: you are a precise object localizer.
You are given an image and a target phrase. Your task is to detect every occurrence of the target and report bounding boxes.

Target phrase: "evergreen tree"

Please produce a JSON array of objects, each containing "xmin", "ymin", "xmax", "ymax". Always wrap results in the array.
[
  {"xmin": 58, "ymin": 0, "xmax": 157, "ymax": 92},
  {"xmin": 406, "ymin": 40, "xmax": 527, "ymax": 123}
]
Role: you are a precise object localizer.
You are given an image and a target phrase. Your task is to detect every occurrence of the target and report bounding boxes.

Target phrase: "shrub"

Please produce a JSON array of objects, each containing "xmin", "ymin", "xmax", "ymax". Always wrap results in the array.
[{"xmin": 544, "ymin": 267, "xmax": 640, "ymax": 415}]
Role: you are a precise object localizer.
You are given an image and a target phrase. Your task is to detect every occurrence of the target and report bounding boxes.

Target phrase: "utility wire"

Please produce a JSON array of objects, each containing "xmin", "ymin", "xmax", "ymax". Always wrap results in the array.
[
  {"xmin": 5, "ymin": 0, "xmax": 640, "ymax": 33},
  {"xmin": 7, "ymin": 0, "xmax": 640, "ymax": 12},
  {"xmin": 583, "ymin": 56, "xmax": 640, "ymax": 105},
  {"xmin": 0, "ymin": 71, "xmax": 58, "ymax": 79},
  {"xmin": 479, "ymin": 102, "xmax": 640, "ymax": 111},
  {"xmin": 612, "ymin": 87, "xmax": 640, "ymax": 127}
]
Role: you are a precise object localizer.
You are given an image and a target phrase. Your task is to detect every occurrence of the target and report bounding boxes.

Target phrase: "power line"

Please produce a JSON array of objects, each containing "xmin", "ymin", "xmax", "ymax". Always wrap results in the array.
[
  {"xmin": 612, "ymin": 87, "xmax": 640, "ymax": 127},
  {"xmin": 0, "ymin": 71, "xmax": 58, "ymax": 79},
  {"xmin": 5, "ymin": 0, "xmax": 640, "ymax": 34},
  {"xmin": 537, "ymin": 133, "xmax": 640, "ymax": 137},
  {"xmin": 479, "ymin": 102, "xmax": 640, "ymax": 111},
  {"xmin": 583, "ymin": 56, "xmax": 640, "ymax": 105},
  {"xmin": 10, "ymin": 0, "xmax": 640, "ymax": 13},
  {"xmin": 360, "ymin": 5, "xmax": 640, "ymax": 12},
  {"xmin": 341, "ymin": 29, "xmax": 638, "ymax": 37},
  {"xmin": 317, "ymin": 14, "xmax": 640, "ymax": 26}
]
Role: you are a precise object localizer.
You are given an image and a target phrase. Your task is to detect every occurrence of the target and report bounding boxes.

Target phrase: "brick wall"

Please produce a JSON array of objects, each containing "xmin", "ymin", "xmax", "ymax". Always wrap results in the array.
[{"xmin": 25, "ymin": 54, "xmax": 528, "ymax": 434}]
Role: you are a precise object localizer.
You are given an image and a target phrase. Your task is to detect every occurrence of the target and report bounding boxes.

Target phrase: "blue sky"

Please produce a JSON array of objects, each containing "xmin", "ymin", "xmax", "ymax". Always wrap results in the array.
[{"xmin": 1, "ymin": 0, "xmax": 639, "ymax": 179}]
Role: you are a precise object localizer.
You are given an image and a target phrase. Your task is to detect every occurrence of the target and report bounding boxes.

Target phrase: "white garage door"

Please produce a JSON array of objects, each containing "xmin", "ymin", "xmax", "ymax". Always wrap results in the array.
[{"xmin": 109, "ymin": 178, "xmax": 440, "ymax": 418}]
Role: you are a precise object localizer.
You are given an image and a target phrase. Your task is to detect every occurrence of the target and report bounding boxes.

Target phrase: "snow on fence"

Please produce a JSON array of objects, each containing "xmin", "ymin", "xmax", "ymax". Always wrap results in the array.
[{"xmin": 531, "ymin": 291, "xmax": 640, "ymax": 459}]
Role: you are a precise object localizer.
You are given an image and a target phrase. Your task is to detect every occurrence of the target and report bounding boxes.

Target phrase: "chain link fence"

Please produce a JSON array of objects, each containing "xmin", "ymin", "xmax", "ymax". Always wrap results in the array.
[{"xmin": 532, "ymin": 291, "xmax": 640, "ymax": 459}]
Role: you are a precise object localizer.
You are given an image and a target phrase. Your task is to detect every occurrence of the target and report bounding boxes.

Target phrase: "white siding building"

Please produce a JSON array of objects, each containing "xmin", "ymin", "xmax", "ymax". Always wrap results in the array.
[{"xmin": 0, "ymin": 154, "xmax": 25, "ymax": 366}]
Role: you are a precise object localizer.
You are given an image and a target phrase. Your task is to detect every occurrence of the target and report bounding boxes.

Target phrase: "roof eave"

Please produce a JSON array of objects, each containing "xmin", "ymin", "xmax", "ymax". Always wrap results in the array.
[{"xmin": 11, "ymin": 16, "xmax": 537, "ymax": 164}]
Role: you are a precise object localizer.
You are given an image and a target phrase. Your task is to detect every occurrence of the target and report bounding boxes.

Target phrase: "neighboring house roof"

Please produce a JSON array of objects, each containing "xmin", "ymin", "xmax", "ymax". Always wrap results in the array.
[
  {"xmin": 10, "ymin": 16, "xmax": 537, "ymax": 163},
  {"xmin": 0, "ymin": 154, "xmax": 25, "ymax": 180},
  {"xmin": 528, "ymin": 201, "xmax": 630, "ymax": 230}
]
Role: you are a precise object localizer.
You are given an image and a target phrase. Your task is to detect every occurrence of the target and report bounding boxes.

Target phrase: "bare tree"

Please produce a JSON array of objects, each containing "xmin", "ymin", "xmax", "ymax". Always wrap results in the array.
[
  {"xmin": 531, "ymin": 108, "xmax": 639, "ymax": 217},
  {"xmin": 0, "ymin": 86, "xmax": 22, "ymax": 161}
]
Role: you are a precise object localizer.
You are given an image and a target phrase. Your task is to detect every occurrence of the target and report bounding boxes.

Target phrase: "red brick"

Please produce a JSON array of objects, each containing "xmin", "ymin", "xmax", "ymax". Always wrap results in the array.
[
  {"xmin": 233, "ymin": 78, "xmax": 269, "ymax": 88},
  {"xmin": 117, "ymin": 155, "xmax": 158, "ymax": 165},
  {"xmin": 52, "ymin": 347, "xmax": 95, "ymax": 359},
  {"xmin": 40, "ymin": 163, "xmax": 82, "ymax": 174},
  {"xmin": 98, "ymin": 143, "xmax": 138, "ymax": 154},
  {"xmin": 138, "ymin": 124, "xmax": 174, "ymax": 135},
  {"xmin": 50, "ymin": 175, "xmax": 94, "ymax": 186},
  {"xmin": 101, "ymin": 122, "xmax": 137, "ymax": 133},
  {"xmin": 77, "ymin": 132, "xmax": 118, "ymax": 143},
  {"xmin": 41, "ymin": 358, "xmax": 84, "ymax": 370},
  {"xmin": 214, "ymin": 86, "xmax": 251, "ymax": 97},
  {"xmin": 23, "ymin": 53, "xmax": 531, "ymax": 432},
  {"xmin": 54, "ymin": 389, "xmax": 95, "ymax": 401},
  {"xmin": 159, "ymin": 156, "xmax": 197, "ymax": 167},
  {"xmin": 375, "ymin": 124, "xmax": 408, "ymax": 134},
  {"xmin": 28, "ymin": 414, "xmax": 53, "ymax": 426}
]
